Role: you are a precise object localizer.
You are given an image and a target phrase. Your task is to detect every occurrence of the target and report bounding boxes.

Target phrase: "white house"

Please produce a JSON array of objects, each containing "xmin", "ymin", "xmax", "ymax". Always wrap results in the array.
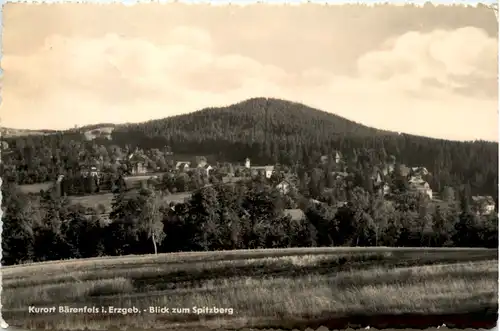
[
  {"xmin": 330, "ymin": 171, "xmax": 348, "ymax": 180},
  {"xmin": 409, "ymin": 177, "xmax": 433, "ymax": 200},
  {"xmin": 411, "ymin": 166, "xmax": 430, "ymax": 177},
  {"xmin": 196, "ymin": 158, "xmax": 208, "ymax": 168},
  {"xmin": 383, "ymin": 183, "xmax": 391, "ymax": 196},
  {"xmin": 245, "ymin": 157, "xmax": 274, "ymax": 179},
  {"xmin": 251, "ymin": 166, "xmax": 274, "ymax": 179},
  {"xmin": 372, "ymin": 170, "xmax": 383, "ymax": 185},
  {"xmin": 175, "ymin": 161, "xmax": 191, "ymax": 171},
  {"xmin": 80, "ymin": 165, "xmax": 100, "ymax": 178},
  {"xmin": 334, "ymin": 151, "xmax": 342, "ymax": 164},
  {"xmin": 203, "ymin": 164, "xmax": 213, "ymax": 176},
  {"xmin": 276, "ymin": 180, "xmax": 291, "ymax": 194},
  {"xmin": 408, "ymin": 176, "xmax": 423, "ymax": 184},
  {"xmin": 472, "ymin": 196, "xmax": 496, "ymax": 216}
]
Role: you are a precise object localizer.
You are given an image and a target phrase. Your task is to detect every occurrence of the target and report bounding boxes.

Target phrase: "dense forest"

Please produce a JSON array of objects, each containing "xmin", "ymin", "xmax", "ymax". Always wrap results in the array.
[{"xmin": 1, "ymin": 98, "xmax": 498, "ymax": 199}]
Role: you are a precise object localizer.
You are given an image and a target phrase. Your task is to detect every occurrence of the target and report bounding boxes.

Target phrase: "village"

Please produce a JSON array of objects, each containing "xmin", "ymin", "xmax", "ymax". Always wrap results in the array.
[{"xmin": 16, "ymin": 146, "xmax": 495, "ymax": 222}]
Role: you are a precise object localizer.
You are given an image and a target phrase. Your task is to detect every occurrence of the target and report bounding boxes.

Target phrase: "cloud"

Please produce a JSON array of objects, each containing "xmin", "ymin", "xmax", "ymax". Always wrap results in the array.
[
  {"xmin": 357, "ymin": 27, "xmax": 498, "ymax": 98},
  {"xmin": 1, "ymin": 25, "xmax": 497, "ymax": 141}
]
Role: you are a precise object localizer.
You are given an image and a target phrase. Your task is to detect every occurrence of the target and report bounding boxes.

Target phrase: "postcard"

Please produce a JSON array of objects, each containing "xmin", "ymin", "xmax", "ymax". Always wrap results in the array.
[{"xmin": 1, "ymin": 2, "xmax": 498, "ymax": 330}]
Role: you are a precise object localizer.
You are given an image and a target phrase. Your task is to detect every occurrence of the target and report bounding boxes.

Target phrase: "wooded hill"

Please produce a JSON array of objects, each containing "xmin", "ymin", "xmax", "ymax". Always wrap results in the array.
[{"xmin": 1, "ymin": 98, "xmax": 498, "ymax": 199}]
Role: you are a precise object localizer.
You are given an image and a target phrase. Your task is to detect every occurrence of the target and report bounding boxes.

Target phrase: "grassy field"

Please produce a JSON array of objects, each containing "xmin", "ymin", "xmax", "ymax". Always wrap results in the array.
[
  {"xmin": 2, "ymin": 247, "xmax": 498, "ymax": 330},
  {"xmin": 83, "ymin": 126, "xmax": 114, "ymax": 141},
  {"xmin": 18, "ymin": 181, "xmax": 54, "ymax": 194},
  {"xmin": 69, "ymin": 191, "xmax": 192, "ymax": 213}
]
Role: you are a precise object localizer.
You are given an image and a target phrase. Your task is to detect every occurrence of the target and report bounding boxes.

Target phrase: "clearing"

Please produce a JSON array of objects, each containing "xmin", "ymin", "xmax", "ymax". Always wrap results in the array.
[
  {"xmin": 2, "ymin": 247, "xmax": 498, "ymax": 330},
  {"xmin": 17, "ymin": 182, "xmax": 54, "ymax": 194},
  {"xmin": 69, "ymin": 191, "xmax": 192, "ymax": 213},
  {"xmin": 83, "ymin": 126, "xmax": 115, "ymax": 141}
]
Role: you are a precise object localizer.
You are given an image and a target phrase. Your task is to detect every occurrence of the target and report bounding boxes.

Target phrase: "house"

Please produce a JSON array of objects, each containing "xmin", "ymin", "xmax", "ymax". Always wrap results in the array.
[
  {"xmin": 128, "ymin": 153, "xmax": 148, "ymax": 175},
  {"xmin": 320, "ymin": 155, "xmax": 329, "ymax": 164},
  {"xmin": 163, "ymin": 145, "xmax": 174, "ymax": 156},
  {"xmin": 175, "ymin": 161, "xmax": 191, "ymax": 171},
  {"xmin": 203, "ymin": 164, "xmax": 213, "ymax": 176},
  {"xmin": 245, "ymin": 157, "xmax": 274, "ymax": 179},
  {"xmin": 276, "ymin": 180, "xmax": 292, "ymax": 194},
  {"xmin": 334, "ymin": 151, "xmax": 342, "ymax": 164},
  {"xmin": 80, "ymin": 165, "xmax": 100, "ymax": 178},
  {"xmin": 408, "ymin": 175, "xmax": 423, "ymax": 184},
  {"xmin": 251, "ymin": 166, "xmax": 275, "ymax": 179},
  {"xmin": 131, "ymin": 162, "xmax": 147, "ymax": 175},
  {"xmin": 382, "ymin": 164, "xmax": 395, "ymax": 176},
  {"xmin": 371, "ymin": 170, "xmax": 384, "ymax": 185},
  {"xmin": 383, "ymin": 183, "xmax": 391, "ymax": 196},
  {"xmin": 411, "ymin": 166, "xmax": 429, "ymax": 177},
  {"xmin": 397, "ymin": 164, "xmax": 411, "ymax": 177},
  {"xmin": 382, "ymin": 157, "xmax": 397, "ymax": 176},
  {"xmin": 471, "ymin": 196, "xmax": 496, "ymax": 216},
  {"xmin": 335, "ymin": 201, "xmax": 348, "ymax": 208},
  {"xmin": 196, "ymin": 158, "xmax": 208, "ymax": 168},
  {"xmin": 55, "ymin": 175, "xmax": 65, "ymax": 197},
  {"xmin": 408, "ymin": 177, "xmax": 433, "ymax": 199},
  {"xmin": 330, "ymin": 171, "xmax": 349, "ymax": 180}
]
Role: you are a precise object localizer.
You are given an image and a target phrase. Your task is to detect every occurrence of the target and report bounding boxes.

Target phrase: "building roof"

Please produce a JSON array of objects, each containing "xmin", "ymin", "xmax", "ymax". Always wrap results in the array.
[
  {"xmin": 176, "ymin": 161, "xmax": 191, "ymax": 168},
  {"xmin": 409, "ymin": 176, "xmax": 425, "ymax": 184},
  {"xmin": 371, "ymin": 170, "xmax": 383, "ymax": 180},
  {"xmin": 276, "ymin": 180, "xmax": 291, "ymax": 186},
  {"xmin": 128, "ymin": 153, "xmax": 146, "ymax": 163}
]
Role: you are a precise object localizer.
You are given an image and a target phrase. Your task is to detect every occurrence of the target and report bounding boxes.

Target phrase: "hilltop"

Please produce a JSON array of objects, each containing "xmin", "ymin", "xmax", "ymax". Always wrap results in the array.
[
  {"xmin": 119, "ymin": 97, "xmax": 398, "ymax": 137},
  {"xmin": 1, "ymin": 98, "xmax": 396, "ymax": 141},
  {"xmin": 0, "ymin": 97, "xmax": 487, "ymax": 143}
]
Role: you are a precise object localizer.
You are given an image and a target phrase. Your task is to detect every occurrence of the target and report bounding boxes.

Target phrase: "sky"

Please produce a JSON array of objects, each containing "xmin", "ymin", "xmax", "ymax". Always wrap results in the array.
[{"xmin": 1, "ymin": 3, "xmax": 498, "ymax": 141}]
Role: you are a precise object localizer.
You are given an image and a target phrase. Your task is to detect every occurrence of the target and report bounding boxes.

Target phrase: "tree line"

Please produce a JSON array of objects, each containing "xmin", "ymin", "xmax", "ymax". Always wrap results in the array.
[{"xmin": 2, "ymin": 169, "xmax": 497, "ymax": 266}]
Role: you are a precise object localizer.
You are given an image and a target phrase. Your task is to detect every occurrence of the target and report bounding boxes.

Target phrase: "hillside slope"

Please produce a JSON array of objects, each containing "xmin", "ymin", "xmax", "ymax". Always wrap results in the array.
[
  {"xmin": 111, "ymin": 97, "xmax": 396, "ymax": 146},
  {"xmin": 1, "ymin": 97, "xmax": 498, "ymax": 197}
]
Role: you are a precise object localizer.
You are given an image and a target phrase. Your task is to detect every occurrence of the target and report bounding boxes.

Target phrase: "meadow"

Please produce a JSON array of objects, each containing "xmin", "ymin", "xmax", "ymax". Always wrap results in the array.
[
  {"xmin": 2, "ymin": 247, "xmax": 498, "ymax": 330},
  {"xmin": 17, "ymin": 181, "xmax": 54, "ymax": 194},
  {"xmin": 69, "ymin": 191, "xmax": 192, "ymax": 213}
]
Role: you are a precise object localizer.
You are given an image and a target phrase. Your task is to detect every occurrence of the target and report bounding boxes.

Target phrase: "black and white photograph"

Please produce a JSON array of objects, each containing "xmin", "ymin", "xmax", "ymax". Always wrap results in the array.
[{"xmin": 0, "ymin": 2, "xmax": 498, "ymax": 330}]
